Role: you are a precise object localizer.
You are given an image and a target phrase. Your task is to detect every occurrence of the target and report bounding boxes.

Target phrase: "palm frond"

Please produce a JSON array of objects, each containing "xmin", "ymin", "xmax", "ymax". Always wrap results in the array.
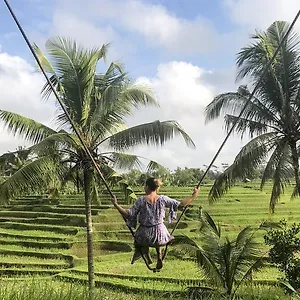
[
  {"xmin": 236, "ymin": 21, "xmax": 300, "ymax": 118},
  {"xmin": 260, "ymin": 140, "xmax": 292, "ymax": 190},
  {"xmin": 105, "ymin": 152, "xmax": 143, "ymax": 170},
  {"xmin": 0, "ymin": 157, "xmax": 61, "ymax": 203},
  {"xmin": 202, "ymin": 212, "xmax": 221, "ymax": 238},
  {"xmin": 232, "ymin": 254, "xmax": 265, "ymax": 298},
  {"xmin": 45, "ymin": 37, "xmax": 109, "ymax": 127},
  {"xmin": 60, "ymin": 164, "xmax": 82, "ymax": 189},
  {"xmin": 259, "ymin": 220, "xmax": 285, "ymax": 231},
  {"xmin": 205, "ymin": 86, "xmax": 280, "ymax": 130},
  {"xmin": 31, "ymin": 132, "xmax": 79, "ymax": 154},
  {"xmin": 224, "ymin": 115, "xmax": 269, "ymax": 138},
  {"xmin": 269, "ymin": 142, "xmax": 291, "ymax": 212},
  {"xmin": 205, "ymin": 92, "xmax": 247, "ymax": 123},
  {"xmin": 145, "ymin": 160, "xmax": 167, "ymax": 173},
  {"xmin": 171, "ymin": 234, "xmax": 201, "ymax": 258},
  {"xmin": 208, "ymin": 132, "xmax": 277, "ymax": 202},
  {"xmin": 0, "ymin": 110, "xmax": 56, "ymax": 144},
  {"xmin": 89, "ymin": 80, "xmax": 158, "ymax": 138},
  {"xmin": 107, "ymin": 120, "xmax": 195, "ymax": 151},
  {"xmin": 120, "ymin": 83, "xmax": 159, "ymax": 108},
  {"xmin": 116, "ymin": 179, "xmax": 138, "ymax": 204},
  {"xmin": 32, "ymin": 43, "xmax": 57, "ymax": 74},
  {"xmin": 197, "ymin": 249, "xmax": 225, "ymax": 289},
  {"xmin": 172, "ymin": 233, "xmax": 200, "ymax": 249}
]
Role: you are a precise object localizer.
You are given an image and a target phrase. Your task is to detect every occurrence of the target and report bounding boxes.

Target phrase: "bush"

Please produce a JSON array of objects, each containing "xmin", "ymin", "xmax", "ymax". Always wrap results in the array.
[{"xmin": 264, "ymin": 220, "xmax": 300, "ymax": 290}]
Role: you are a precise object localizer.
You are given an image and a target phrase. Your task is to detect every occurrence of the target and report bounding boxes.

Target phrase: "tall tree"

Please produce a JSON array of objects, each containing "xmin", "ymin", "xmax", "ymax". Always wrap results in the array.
[
  {"xmin": 0, "ymin": 146, "xmax": 31, "ymax": 177},
  {"xmin": 205, "ymin": 21, "xmax": 300, "ymax": 212},
  {"xmin": 0, "ymin": 37, "xmax": 195, "ymax": 289}
]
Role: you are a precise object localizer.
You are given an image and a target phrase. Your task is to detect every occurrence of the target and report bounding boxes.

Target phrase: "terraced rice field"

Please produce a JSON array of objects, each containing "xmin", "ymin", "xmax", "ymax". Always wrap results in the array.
[{"xmin": 0, "ymin": 181, "xmax": 298, "ymax": 297}]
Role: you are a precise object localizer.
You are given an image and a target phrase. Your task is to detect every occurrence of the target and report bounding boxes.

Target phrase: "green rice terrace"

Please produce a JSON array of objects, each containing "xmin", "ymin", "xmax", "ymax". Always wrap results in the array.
[{"xmin": 0, "ymin": 181, "xmax": 298, "ymax": 298}]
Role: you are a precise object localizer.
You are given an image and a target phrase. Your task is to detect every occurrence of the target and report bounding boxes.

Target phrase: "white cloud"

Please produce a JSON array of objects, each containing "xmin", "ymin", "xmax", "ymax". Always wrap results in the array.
[
  {"xmin": 225, "ymin": 0, "xmax": 300, "ymax": 31},
  {"xmin": 29, "ymin": 2, "xmax": 136, "ymax": 64},
  {"xmin": 109, "ymin": 0, "xmax": 217, "ymax": 54},
  {"xmin": 0, "ymin": 54, "xmax": 244, "ymax": 170},
  {"xmin": 51, "ymin": 12, "xmax": 122, "ymax": 61},
  {"xmin": 126, "ymin": 61, "xmax": 247, "ymax": 170},
  {"xmin": 0, "ymin": 52, "xmax": 56, "ymax": 154},
  {"xmin": 1, "ymin": 0, "xmax": 267, "ymax": 169},
  {"xmin": 54, "ymin": 0, "xmax": 218, "ymax": 55}
]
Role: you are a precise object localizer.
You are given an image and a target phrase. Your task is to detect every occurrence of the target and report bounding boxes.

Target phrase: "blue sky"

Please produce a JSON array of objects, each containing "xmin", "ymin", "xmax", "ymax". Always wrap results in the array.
[
  {"xmin": 0, "ymin": 0, "xmax": 238, "ymax": 73},
  {"xmin": 0, "ymin": 0, "xmax": 299, "ymax": 170}
]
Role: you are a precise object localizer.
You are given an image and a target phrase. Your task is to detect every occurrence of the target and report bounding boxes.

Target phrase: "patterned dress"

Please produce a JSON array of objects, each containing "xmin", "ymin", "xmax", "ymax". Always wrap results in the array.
[{"xmin": 126, "ymin": 195, "xmax": 181, "ymax": 247}]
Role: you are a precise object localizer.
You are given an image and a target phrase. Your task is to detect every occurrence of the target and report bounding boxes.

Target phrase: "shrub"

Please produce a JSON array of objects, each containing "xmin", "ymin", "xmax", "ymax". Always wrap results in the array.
[{"xmin": 264, "ymin": 220, "xmax": 300, "ymax": 291}]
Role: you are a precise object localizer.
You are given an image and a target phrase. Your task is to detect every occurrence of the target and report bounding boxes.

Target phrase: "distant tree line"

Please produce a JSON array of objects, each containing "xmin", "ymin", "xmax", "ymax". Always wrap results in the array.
[
  {"xmin": 0, "ymin": 148, "xmax": 267, "ymax": 188},
  {"xmin": 121, "ymin": 164, "xmax": 266, "ymax": 187}
]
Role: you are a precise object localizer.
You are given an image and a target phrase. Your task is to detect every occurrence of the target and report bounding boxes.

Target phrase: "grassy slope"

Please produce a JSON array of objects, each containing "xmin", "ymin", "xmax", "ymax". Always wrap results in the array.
[{"xmin": 0, "ymin": 181, "xmax": 297, "ymax": 297}]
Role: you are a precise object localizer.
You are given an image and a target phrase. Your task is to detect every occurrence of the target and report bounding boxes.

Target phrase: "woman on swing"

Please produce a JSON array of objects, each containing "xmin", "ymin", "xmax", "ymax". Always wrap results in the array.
[{"xmin": 111, "ymin": 177, "xmax": 200, "ymax": 270}]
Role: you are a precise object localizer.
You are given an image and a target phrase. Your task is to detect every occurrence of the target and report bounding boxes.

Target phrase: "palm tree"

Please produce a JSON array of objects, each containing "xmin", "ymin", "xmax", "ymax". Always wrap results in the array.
[
  {"xmin": 173, "ymin": 212, "xmax": 265, "ymax": 299},
  {"xmin": 0, "ymin": 146, "xmax": 31, "ymax": 177},
  {"xmin": 205, "ymin": 21, "xmax": 300, "ymax": 212},
  {"xmin": 0, "ymin": 37, "xmax": 195, "ymax": 289}
]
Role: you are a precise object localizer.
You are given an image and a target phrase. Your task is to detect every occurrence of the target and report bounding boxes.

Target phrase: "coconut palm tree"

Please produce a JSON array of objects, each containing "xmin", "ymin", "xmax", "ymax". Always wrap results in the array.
[
  {"xmin": 0, "ymin": 146, "xmax": 31, "ymax": 177},
  {"xmin": 0, "ymin": 37, "xmax": 195, "ymax": 289},
  {"xmin": 173, "ymin": 212, "xmax": 265, "ymax": 299},
  {"xmin": 205, "ymin": 21, "xmax": 300, "ymax": 212}
]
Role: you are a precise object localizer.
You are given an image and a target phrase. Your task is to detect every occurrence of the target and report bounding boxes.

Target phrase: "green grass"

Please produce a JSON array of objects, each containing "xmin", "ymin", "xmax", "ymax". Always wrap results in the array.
[
  {"xmin": 0, "ymin": 279, "xmax": 171, "ymax": 300},
  {"xmin": 0, "ymin": 278, "xmax": 292, "ymax": 300},
  {"xmin": 0, "ymin": 243, "xmax": 69, "ymax": 254},
  {"xmin": 0, "ymin": 221, "xmax": 79, "ymax": 234},
  {"xmin": 0, "ymin": 237, "xmax": 71, "ymax": 249},
  {"xmin": 0, "ymin": 248, "xmax": 74, "ymax": 263},
  {"xmin": 0, "ymin": 255, "xmax": 66, "ymax": 265},
  {"xmin": 0, "ymin": 182, "xmax": 298, "ymax": 297},
  {"xmin": 0, "ymin": 228, "xmax": 74, "ymax": 240},
  {"xmin": 76, "ymin": 253, "xmax": 203, "ymax": 278}
]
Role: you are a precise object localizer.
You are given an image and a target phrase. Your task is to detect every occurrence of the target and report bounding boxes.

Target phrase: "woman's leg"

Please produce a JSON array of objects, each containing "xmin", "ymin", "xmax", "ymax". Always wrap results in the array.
[
  {"xmin": 156, "ymin": 246, "xmax": 163, "ymax": 269},
  {"xmin": 131, "ymin": 245, "xmax": 142, "ymax": 264},
  {"xmin": 142, "ymin": 246, "xmax": 153, "ymax": 265}
]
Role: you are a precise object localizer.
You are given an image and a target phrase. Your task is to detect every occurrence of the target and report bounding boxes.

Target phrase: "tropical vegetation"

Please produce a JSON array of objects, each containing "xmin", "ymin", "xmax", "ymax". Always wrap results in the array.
[
  {"xmin": 0, "ymin": 37, "xmax": 195, "ymax": 289},
  {"xmin": 205, "ymin": 21, "xmax": 300, "ymax": 212},
  {"xmin": 173, "ymin": 212, "xmax": 267, "ymax": 299}
]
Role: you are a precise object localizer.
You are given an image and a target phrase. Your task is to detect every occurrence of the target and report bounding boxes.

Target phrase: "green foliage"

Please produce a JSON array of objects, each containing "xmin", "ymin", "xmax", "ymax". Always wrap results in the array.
[
  {"xmin": 205, "ymin": 21, "xmax": 300, "ymax": 212},
  {"xmin": 264, "ymin": 220, "xmax": 300, "ymax": 291},
  {"xmin": 0, "ymin": 146, "xmax": 32, "ymax": 177},
  {"xmin": 0, "ymin": 36, "xmax": 195, "ymax": 209},
  {"xmin": 122, "ymin": 169, "xmax": 144, "ymax": 186},
  {"xmin": 0, "ymin": 280, "xmax": 119, "ymax": 300},
  {"xmin": 122, "ymin": 165, "xmax": 173, "ymax": 187},
  {"xmin": 121, "ymin": 166, "xmax": 222, "ymax": 187},
  {"xmin": 0, "ymin": 183, "xmax": 297, "ymax": 296},
  {"xmin": 173, "ymin": 212, "xmax": 266, "ymax": 299},
  {"xmin": 172, "ymin": 167, "xmax": 203, "ymax": 186}
]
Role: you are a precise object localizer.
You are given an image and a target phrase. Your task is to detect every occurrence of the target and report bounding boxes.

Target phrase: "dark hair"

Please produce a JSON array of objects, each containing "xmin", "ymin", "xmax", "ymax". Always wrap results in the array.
[{"xmin": 145, "ymin": 177, "xmax": 163, "ymax": 191}]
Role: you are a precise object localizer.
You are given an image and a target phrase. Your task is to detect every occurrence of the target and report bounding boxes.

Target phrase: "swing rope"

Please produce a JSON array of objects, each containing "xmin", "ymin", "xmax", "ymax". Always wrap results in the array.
[
  {"xmin": 4, "ymin": 0, "xmax": 156, "ymax": 271},
  {"xmin": 5, "ymin": 0, "xmax": 300, "ymax": 271},
  {"xmin": 162, "ymin": 9, "xmax": 300, "ymax": 261}
]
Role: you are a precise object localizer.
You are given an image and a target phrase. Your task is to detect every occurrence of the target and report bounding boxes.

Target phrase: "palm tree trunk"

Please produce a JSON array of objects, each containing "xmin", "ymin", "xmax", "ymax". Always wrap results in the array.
[
  {"xmin": 76, "ymin": 169, "xmax": 80, "ymax": 194},
  {"xmin": 290, "ymin": 141, "xmax": 300, "ymax": 196},
  {"xmin": 83, "ymin": 163, "xmax": 95, "ymax": 291}
]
